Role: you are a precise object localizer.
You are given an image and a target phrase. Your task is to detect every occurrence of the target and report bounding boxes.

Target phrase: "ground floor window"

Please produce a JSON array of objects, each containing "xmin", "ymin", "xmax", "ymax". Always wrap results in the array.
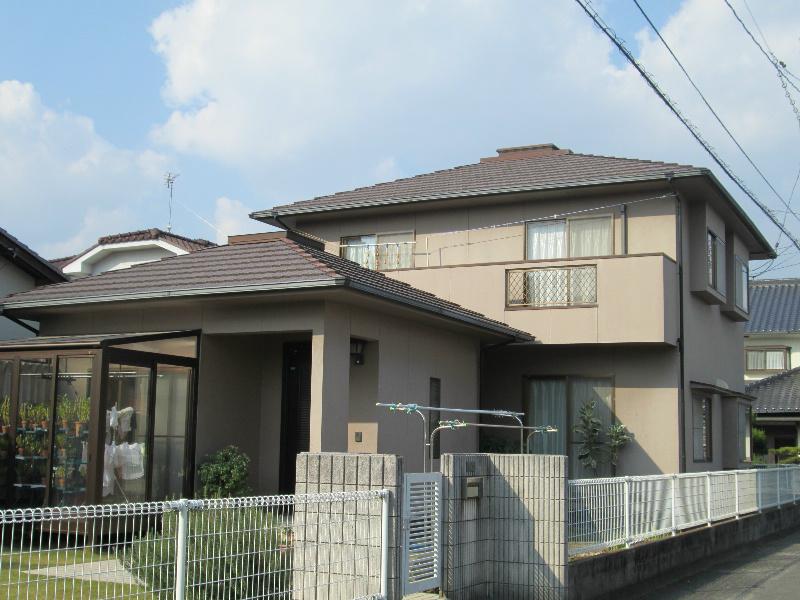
[
  {"xmin": 525, "ymin": 375, "xmax": 614, "ymax": 477},
  {"xmin": 738, "ymin": 403, "xmax": 752, "ymax": 463},
  {"xmin": 692, "ymin": 393, "xmax": 713, "ymax": 462}
]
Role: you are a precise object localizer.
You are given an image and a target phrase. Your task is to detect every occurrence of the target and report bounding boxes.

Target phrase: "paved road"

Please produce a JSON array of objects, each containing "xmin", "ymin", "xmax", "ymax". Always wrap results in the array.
[{"xmin": 643, "ymin": 527, "xmax": 800, "ymax": 599}]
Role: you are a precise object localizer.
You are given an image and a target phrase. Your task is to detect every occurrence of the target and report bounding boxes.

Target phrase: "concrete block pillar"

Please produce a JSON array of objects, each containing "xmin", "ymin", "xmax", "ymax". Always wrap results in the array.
[{"xmin": 310, "ymin": 302, "xmax": 351, "ymax": 452}]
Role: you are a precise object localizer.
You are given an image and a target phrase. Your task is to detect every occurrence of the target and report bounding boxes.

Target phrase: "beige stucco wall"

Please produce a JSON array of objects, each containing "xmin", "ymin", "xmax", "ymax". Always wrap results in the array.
[{"xmin": 482, "ymin": 344, "xmax": 681, "ymax": 476}]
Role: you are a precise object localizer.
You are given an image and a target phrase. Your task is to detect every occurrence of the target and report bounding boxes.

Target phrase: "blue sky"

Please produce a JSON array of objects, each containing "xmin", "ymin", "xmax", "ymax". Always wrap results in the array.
[{"xmin": 1, "ymin": 0, "xmax": 798, "ymax": 276}]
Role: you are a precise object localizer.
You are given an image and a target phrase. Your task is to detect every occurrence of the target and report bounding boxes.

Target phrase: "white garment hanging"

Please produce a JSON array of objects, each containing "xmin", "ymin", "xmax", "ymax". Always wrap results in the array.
[
  {"xmin": 115, "ymin": 442, "xmax": 145, "ymax": 481},
  {"xmin": 106, "ymin": 406, "xmax": 134, "ymax": 437},
  {"xmin": 102, "ymin": 443, "xmax": 116, "ymax": 497}
]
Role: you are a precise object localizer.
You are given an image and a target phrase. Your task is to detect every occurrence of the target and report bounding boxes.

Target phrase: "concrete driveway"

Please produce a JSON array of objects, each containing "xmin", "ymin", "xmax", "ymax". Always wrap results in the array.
[{"xmin": 643, "ymin": 527, "xmax": 800, "ymax": 599}]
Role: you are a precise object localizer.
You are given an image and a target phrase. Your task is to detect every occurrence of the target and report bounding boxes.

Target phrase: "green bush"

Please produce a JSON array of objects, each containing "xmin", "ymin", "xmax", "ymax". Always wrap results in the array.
[
  {"xmin": 752, "ymin": 427, "xmax": 767, "ymax": 457},
  {"xmin": 772, "ymin": 446, "xmax": 800, "ymax": 464},
  {"xmin": 121, "ymin": 507, "xmax": 290, "ymax": 598},
  {"xmin": 197, "ymin": 446, "xmax": 251, "ymax": 498}
]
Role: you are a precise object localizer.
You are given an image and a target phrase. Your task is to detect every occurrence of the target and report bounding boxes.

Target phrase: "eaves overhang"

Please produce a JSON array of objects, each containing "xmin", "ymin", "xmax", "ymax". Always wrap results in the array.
[{"xmin": 252, "ymin": 171, "xmax": 706, "ymax": 223}]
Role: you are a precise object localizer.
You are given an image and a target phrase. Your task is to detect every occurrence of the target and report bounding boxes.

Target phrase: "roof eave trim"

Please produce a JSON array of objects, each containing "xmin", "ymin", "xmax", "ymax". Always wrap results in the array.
[
  {"xmin": 0, "ymin": 278, "xmax": 347, "ymax": 310},
  {"xmin": 253, "ymin": 171, "xmax": 705, "ymax": 221},
  {"xmin": 345, "ymin": 280, "xmax": 533, "ymax": 342}
]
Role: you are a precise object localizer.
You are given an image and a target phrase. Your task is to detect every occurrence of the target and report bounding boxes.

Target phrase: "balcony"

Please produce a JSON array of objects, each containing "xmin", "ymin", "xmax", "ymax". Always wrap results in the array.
[
  {"xmin": 340, "ymin": 241, "xmax": 415, "ymax": 271},
  {"xmin": 389, "ymin": 253, "xmax": 678, "ymax": 345},
  {"xmin": 507, "ymin": 265, "xmax": 597, "ymax": 308}
]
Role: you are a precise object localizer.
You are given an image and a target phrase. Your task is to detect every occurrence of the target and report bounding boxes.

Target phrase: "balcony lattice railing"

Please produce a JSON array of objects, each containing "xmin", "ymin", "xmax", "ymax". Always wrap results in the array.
[{"xmin": 507, "ymin": 265, "xmax": 597, "ymax": 307}]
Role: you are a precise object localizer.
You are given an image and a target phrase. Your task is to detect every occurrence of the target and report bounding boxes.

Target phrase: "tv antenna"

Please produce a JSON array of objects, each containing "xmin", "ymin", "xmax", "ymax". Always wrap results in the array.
[{"xmin": 164, "ymin": 172, "xmax": 180, "ymax": 232}]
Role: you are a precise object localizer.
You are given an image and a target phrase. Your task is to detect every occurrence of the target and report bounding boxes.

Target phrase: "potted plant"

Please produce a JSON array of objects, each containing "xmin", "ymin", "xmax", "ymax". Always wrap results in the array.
[
  {"xmin": 18, "ymin": 403, "xmax": 30, "ymax": 431},
  {"xmin": 0, "ymin": 396, "xmax": 9, "ymax": 435},
  {"xmin": 75, "ymin": 396, "xmax": 90, "ymax": 436},
  {"xmin": 54, "ymin": 465, "xmax": 66, "ymax": 489},
  {"xmin": 59, "ymin": 395, "xmax": 72, "ymax": 431},
  {"xmin": 35, "ymin": 404, "xmax": 49, "ymax": 431},
  {"xmin": 55, "ymin": 433, "xmax": 67, "ymax": 459}
]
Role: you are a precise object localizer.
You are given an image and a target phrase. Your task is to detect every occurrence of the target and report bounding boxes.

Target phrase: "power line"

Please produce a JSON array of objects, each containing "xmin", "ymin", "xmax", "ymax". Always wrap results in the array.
[
  {"xmin": 632, "ymin": 0, "xmax": 793, "ymax": 217},
  {"xmin": 573, "ymin": 0, "xmax": 800, "ymax": 253},
  {"xmin": 724, "ymin": 0, "xmax": 800, "ymax": 130}
]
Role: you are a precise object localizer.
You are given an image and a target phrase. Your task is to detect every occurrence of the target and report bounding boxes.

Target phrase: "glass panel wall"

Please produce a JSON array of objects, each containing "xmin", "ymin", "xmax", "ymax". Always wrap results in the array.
[
  {"xmin": 152, "ymin": 365, "xmax": 191, "ymax": 500},
  {"xmin": 51, "ymin": 356, "xmax": 92, "ymax": 506},
  {"xmin": 0, "ymin": 361, "xmax": 12, "ymax": 507},
  {"xmin": 103, "ymin": 364, "xmax": 150, "ymax": 503},
  {"xmin": 15, "ymin": 359, "xmax": 53, "ymax": 507}
]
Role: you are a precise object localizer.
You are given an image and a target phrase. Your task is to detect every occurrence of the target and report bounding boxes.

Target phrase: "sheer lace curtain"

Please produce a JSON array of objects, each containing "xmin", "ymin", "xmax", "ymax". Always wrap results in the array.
[
  {"xmin": 568, "ymin": 217, "xmax": 612, "ymax": 257},
  {"xmin": 341, "ymin": 235, "xmax": 377, "ymax": 269},
  {"xmin": 526, "ymin": 378, "xmax": 567, "ymax": 455},
  {"xmin": 526, "ymin": 220, "xmax": 566, "ymax": 260}
]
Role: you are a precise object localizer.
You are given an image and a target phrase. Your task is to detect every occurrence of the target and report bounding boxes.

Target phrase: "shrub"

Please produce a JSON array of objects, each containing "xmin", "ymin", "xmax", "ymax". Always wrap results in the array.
[
  {"xmin": 752, "ymin": 427, "xmax": 767, "ymax": 457},
  {"xmin": 773, "ymin": 446, "xmax": 800, "ymax": 464},
  {"xmin": 573, "ymin": 400, "xmax": 604, "ymax": 475},
  {"xmin": 121, "ymin": 507, "xmax": 290, "ymax": 598},
  {"xmin": 197, "ymin": 446, "xmax": 251, "ymax": 498}
]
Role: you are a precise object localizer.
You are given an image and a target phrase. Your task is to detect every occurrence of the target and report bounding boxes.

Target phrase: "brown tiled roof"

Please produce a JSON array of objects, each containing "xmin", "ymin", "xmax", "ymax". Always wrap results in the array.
[
  {"xmin": 0, "ymin": 226, "xmax": 66, "ymax": 284},
  {"xmin": 2, "ymin": 234, "xmax": 531, "ymax": 341},
  {"xmin": 96, "ymin": 228, "xmax": 216, "ymax": 252},
  {"xmin": 256, "ymin": 145, "xmax": 702, "ymax": 217}
]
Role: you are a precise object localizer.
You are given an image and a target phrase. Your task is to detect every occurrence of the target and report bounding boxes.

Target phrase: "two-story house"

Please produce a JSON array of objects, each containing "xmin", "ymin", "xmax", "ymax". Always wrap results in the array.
[
  {"xmin": 255, "ymin": 144, "xmax": 773, "ymax": 476},
  {"xmin": 0, "ymin": 144, "xmax": 773, "ymax": 508},
  {"xmin": 744, "ymin": 278, "xmax": 800, "ymax": 453}
]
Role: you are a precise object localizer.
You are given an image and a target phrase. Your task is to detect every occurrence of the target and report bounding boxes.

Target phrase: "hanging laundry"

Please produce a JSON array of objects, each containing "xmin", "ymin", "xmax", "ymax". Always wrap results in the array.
[
  {"xmin": 115, "ymin": 442, "xmax": 145, "ymax": 481},
  {"xmin": 102, "ymin": 443, "xmax": 116, "ymax": 497}
]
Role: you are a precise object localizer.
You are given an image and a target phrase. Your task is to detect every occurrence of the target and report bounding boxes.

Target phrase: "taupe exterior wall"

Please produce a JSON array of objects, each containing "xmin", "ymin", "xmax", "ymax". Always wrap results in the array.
[
  {"xmin": 482, "ymin": 345, "xmax": 681, "ymax": 475},
  {"xmin": 0, "ymin": 256, "xmax": 37, "ymax": 340},
  {"xmin": 36, "ymin": 295, "xmax": 481, "ymax": 490}
]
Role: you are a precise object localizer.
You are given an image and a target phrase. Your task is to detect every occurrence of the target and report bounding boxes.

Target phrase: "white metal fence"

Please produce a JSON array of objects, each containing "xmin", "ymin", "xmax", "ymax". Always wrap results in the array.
[
  {"xmin": 568, "ymin": 465, "xmax": 800, "ymax": 556},
  {"xmin": 0, "ymin": 489, "xmax": 389, "ymax": 599}
]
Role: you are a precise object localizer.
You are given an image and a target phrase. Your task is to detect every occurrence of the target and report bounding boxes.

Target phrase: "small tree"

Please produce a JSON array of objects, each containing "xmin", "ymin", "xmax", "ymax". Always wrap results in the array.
[
  {"xmin": 752, "ymin": 427, "xmax": 767, "ymax": 457},
  {"xmin": 197, "ymin": 445, "xmax": 251, "ymax": 498},
  {"xmin": 607, "ymin": 423, "xmax": 632, "ymax": 473},
  {"xmin": 573, "ymin": 400, "xmax": 605, "ymax": 476}
]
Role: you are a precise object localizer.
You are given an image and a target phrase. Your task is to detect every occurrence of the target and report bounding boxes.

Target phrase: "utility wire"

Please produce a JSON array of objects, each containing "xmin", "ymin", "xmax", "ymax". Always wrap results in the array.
[
  {"xmin": 724, "ymin": 0, "xmax": 800, "ymax": 130},
  {"xmin": 573, "ymin": 0, "xmax": 799, "ymax": 253},
  {"xmin": 632, "ymin": 0, "xmax": 794, "ymax": 218}
]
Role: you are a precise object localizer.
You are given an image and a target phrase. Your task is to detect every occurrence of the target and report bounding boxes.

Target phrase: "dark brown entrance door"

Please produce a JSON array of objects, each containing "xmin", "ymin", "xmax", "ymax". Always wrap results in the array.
[{"xmin": 279, "ymin": 341, "xmax": 311, "ymax": 493}]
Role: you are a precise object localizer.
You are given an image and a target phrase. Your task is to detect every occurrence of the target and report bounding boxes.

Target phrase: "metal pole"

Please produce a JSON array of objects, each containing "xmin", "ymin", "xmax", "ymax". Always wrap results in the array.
[
  {"xmin": 174, "ymin": 500, "xmax": 190, "ymax": 600},
  {"xmin": 706, "ymin": 473, "xmax": 712, "ymax": 525},
  {"xmin": 734, "ymin": 471, "xmax": 740, "ymax": 519},
  {"xmin": 671, "ymin": 474, "xmax": 677, "ymax": 535},
  {"xmin": 624, "ymin": 477, "xmax": 631, "ymax": 548},
  {"xmin": 380, "ymin": 490, "xmax": 390, "ymax": 599}
]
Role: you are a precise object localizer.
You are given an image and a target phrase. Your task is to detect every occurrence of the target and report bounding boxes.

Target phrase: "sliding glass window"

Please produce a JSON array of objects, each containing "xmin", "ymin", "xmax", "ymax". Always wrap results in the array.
[{"xmin": 14, "ymin": 359, "xmax": 53, "ymax": 507}]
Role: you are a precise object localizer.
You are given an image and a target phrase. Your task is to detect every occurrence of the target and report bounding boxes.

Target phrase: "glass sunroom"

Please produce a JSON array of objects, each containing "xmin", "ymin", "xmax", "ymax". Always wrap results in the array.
[{"xmin": 0, "ymin": 331, "xmax": 198, "ymax": 508}]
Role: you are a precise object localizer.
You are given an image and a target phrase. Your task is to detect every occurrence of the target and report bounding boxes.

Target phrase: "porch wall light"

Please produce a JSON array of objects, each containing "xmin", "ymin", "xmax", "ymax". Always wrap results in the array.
[{"xmin": 350, "ymin": 339, "xmax": 366, "ymax": 365}]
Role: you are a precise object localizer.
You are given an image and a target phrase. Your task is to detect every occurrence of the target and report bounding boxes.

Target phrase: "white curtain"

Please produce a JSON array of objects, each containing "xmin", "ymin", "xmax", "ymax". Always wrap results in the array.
[
  {"xmin": 341, "ymin": 235, "xmax": 377, "ymax": 270},
  {"xmin": 766, "ymin": 350, "xmax": 785, "ymax": 370},
  {"xmin": 568, "ymin": 217, "xmax": 612, "ymax": 257},
  {"xmin": 376, "ymin": 232, "xmax": 413, "ymax": 270},
  {"xmin": 526, "ymin": 269, "xmax": 568, "ymax": 306},
  {"xmin": 526, "ymin": 220, "xmax": 566, "ymax": 260},
  {"xmin": 527, "ymin": 379, "xmax": 567, "ymax": 455}
]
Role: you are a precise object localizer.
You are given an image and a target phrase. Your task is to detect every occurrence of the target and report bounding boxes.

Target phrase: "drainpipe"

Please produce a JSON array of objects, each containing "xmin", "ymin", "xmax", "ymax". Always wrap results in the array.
[
  {"xmin": 620, "ymin": 204, "xmax": 628, "ymax": 255},
  {"xmin": 667, "ymin": 174, "xmax": 687, "ymax": 473}
]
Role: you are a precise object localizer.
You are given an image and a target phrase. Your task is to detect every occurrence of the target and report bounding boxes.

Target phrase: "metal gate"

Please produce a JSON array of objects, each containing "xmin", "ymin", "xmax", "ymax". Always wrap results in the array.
[{"xmin": 402, "ymin": 472, "xmax": 443, "ymax": 595}]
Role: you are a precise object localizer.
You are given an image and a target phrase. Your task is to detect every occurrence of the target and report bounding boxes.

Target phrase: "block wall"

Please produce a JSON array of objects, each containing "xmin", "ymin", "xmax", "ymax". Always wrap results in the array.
[{"xmin": 440, "ymin": 453, "xmax": 568, "ymax": 599}]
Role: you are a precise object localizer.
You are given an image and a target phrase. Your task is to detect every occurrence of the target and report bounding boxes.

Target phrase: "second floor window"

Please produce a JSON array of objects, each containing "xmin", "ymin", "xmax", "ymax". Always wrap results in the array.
[
  {"xmin": 692, "ymin": 393, "xmax": 712, "ymax": 462},
  {"xmin": 746, "ymin": 347, "xmax": 789, "ymax": 372},
  {"xmin": 734, "ymin": 257, "xmax": 749, "ymax": 312},
  {"xmin": 707, "ymin": 230, "xmax": 726, "ymax": 295},
  {"xmin": 340, "ymin": 232, "xmax": 414, "ymax": 271},
  {"xmin": 526, "ymin": 216, "xmax": 613, "ymax": 260}
]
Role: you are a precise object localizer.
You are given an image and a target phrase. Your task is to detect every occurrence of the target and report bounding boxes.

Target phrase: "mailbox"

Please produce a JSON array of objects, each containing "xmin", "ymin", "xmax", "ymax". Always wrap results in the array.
[{"xmin": 462, "ymin": 476, "xmax": 483, "ymax": 499}]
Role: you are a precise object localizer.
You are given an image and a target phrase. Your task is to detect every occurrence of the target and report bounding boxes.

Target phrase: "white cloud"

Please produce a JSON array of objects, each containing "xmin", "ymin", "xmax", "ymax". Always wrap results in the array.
[
  {"xmin": 0, "ymin": 80, "xmax": 170, "ymax": 257},
  {"xmin": 213, "ymin": 196, "xmax": 267, "ymax": 244},
  {"xmin": 147, "ymin": 0, "xmax": 800, "ymax": 256}
]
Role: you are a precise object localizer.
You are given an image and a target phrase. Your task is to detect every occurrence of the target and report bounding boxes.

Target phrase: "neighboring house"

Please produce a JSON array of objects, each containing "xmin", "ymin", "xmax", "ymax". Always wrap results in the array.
[
  {"xmin": 0, "ymin": 227, "xmax": 66, "ymax": 340},
  {"xmin": 0, "ymin": 230, "xmax": 528, "ymax": 507},
  {"xmin": 51, "ymin": 228, "xmax": 215, "ymax": 279},
  {"xmin": 744, "ymin": 278, "xmax": 800, "ymax": 452},
  {"xmin": 0, "ymin": 143, "xmax": 773, "ymax": 509},
  {"xmin": 255, "ymin": 143, "xmax": 772, "ymax": 476}
]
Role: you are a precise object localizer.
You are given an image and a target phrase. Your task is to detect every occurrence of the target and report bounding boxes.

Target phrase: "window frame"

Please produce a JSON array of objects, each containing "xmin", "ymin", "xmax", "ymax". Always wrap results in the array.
[
  {"xmin": 339, "ymin": 230, "xmax": 415, "ymax": 271},
  {"xmin": 745, "ymin": 346, "xmax": 790, "ymax": 373},
  {"xmin": 734, "ymin": 256, "xmax": 749, "ymax": 312},
  {"xmin": 738, "ymin": 403, "xmax": 752, "ymax": 463},
  {"xmin": 524, "ymin": 214, "xmax": 615, "ymax": 261},
  {"xmin": 706, "ymin": 229, "xmax": 726, "ymax": 295},
  {"xmin": 692, "ymin": 393, "xmax": 713, "ymax": 463}
]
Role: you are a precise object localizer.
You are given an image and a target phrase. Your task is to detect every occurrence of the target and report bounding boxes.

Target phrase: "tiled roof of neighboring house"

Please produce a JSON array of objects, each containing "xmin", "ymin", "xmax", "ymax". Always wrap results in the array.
[
  {"xmin": 746, "ymin": 367, "xmax": 800, "ymax": 415},
  {"xmin": 0, "ymin": 226, "xmax": 66, "ymax": 284},
  {"xmin": 1, "ymin": 233, "xmax": 532, "ymax": 341},
  {"xmin": 49, "ymin": 228, "xmax": 216, "ymax": 270},
  {"xmin": 255, "ymin": 144, "xmax": 702, "ymax": 217},
  {"xmin": 745, "ymin": 279, "xmax": 800, "ymax": 334}
]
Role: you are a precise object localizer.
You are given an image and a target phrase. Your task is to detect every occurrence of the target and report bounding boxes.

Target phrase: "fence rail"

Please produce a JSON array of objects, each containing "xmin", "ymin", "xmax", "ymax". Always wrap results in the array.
[
  {"xmin": 506, "ymin": 265, "xmax": 597, "ymax": 308},
  {"xmin": 0, "ymin": 489, "xmax": 389, "ymax": 599},
  {"xmin": 568, "ymin": 465, "xmax": 800, "ymax": 556}
]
